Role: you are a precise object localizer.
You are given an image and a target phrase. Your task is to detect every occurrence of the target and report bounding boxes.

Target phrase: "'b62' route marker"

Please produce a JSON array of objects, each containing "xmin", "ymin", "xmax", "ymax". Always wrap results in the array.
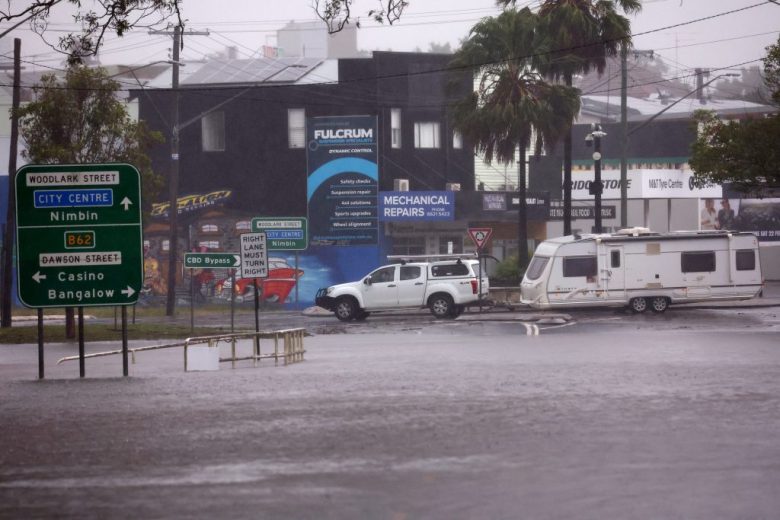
[{"xmin": 15, "ymin": 163, "xmax": 143, "ymax": 308}]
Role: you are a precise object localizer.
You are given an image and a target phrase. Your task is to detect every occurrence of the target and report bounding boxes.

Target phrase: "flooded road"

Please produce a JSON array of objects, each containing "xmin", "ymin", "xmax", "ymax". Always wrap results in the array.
[{"xmin": 1, "ymin": 311, "xmax": 779, "ymax": 519}]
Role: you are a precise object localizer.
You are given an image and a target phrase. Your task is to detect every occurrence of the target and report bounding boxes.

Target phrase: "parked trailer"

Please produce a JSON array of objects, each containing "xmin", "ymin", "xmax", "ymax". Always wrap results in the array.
[{"xmin": 520, "ymin": 228, "xmax": 763, "ymax": 313}]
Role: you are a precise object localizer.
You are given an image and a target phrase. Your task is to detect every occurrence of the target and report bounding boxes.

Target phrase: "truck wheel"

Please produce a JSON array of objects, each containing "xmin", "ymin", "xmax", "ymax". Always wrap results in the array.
[
  {"xmin": 334, "ymin": 297, "xmax": 358, "ymax": 321},
  {"xmin": 650, "ymin": 296, "xmax": 669, "ymax": 313},
  {"xmin": 629, "ymin": 297, "xmax": 648, "ymax": 314},
  {"xmin": 429, "ymin": 294, "xmax": 454, "ymax": 319}
]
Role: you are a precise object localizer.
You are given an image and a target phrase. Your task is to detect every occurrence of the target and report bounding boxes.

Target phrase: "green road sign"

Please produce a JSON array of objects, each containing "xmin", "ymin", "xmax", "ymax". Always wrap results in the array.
[
  {"xmin": 183, "ymin": 252, "xmax": 240, "ymax": 269},
  {"xmin": 251, "ymin": 217, "xmax": 308, "ymax": 251},
  {"xmin": 15, "ymin": 163, "xmax": 143, "ymax": 308}
]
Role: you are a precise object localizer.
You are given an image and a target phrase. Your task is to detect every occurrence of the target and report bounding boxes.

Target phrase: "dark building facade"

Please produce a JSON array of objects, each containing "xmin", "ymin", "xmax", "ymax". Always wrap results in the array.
[
  {"xmin": 138, "ymin": 52, "xmax": 473, "ymax": 218},
  {"xmin": 134, "ymin": 52, "xmax": 478, "ymax": 305}
]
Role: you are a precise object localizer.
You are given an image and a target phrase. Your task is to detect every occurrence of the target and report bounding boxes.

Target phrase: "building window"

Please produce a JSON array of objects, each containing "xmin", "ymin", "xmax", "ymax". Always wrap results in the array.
[
  {"xmin": 288, "ymin": 108, "xmax": 305, "ymax": 148},
  {"xmin": 236, "ymin": 221, "xmax": 251, "ymax": 231},
  {"xmin": 414, "ymin": 121, "xmax": 440, "ymax": 149},
  {"xmin": 198, "ymin": 240, "xmax": 220, "ymax": 250},
  {"xmin": 736, "ymin": 250, "xmax": 756, "ymax": 271},
  {"xmin": 439, "ymin": 236, "xmax": 463, "ymax": 254},
  {"xmin": 391, "ymin": 108, "xmax": 402, "ymax": 149},
  {"xmin": 201, "ymin": 224, "xmax": 219, "ymax": 233},
  {"xmin": 681, "ymin": 251, "xmax": 715, "ymax": 273},
  {"xmin": 161, "ymin": 240, "xmax": 170, "ymax": 252},
  {"xmin": 202, "ymin": 111, "xmax": 225, "ymax": 152},
  {"xmin": 391, "ymin": 236, "xmax": 425, "ymax": 256},
  {"xmin": 452, "ymin": 130, "xmax": 463, "ymax": 149},
  {"xmin": 563, "ymin": 256, "xmax": 597, "ymax": 278}
]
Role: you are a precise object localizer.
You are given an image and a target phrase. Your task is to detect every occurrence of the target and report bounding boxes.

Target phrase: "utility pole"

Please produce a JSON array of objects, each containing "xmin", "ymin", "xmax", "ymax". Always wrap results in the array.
[
  {"xmin": 167, "ymin": 25, "xmax": 181, "ymax": 317},
  {"xmin": 149, "ymin": 26, "xmax": 209, "ymax": 316},
  {"xmin": 619, "ymin": 44, "xmax": 628, "ymax": 228},
  {"xmin": 619, "ymin": 48, "xmax": 654, "ymax": 229},
  {"xmin": 695, "ymin": 68, "xmax": 710, "ymax": 104},
  {"xmin": 1, "ymin": 38, "xmax": 21, "ymax": 328}
]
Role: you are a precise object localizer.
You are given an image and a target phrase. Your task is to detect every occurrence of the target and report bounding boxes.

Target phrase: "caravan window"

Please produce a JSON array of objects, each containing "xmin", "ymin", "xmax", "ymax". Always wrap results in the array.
[
  {"xmin": 681, "ymin": 251, "xmax": 715, "ymax": 272},
  {"xmin": 562, "ymin": 256, "xmax": 597, "ymax": 278},
  {"xmin": 525, "ymin": 256, "xmax": 549, "ymax": 281},
  {"xmin": 610, "ymin": 250, "xmax": 621, "ymax": 268},
  {"xmin": 736, "ymin": 250, "xmax": 756, "ymax": 271}
]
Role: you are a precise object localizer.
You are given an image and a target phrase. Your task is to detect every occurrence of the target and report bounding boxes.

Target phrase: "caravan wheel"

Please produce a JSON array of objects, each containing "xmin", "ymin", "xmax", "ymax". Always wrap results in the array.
[
  {"xmin": 650, "ymin": 296, "xmax": 669, "ymax": 313},
  {"xmin": 629, "ymin": 297, "xmax": 648, "ymax": 313}
]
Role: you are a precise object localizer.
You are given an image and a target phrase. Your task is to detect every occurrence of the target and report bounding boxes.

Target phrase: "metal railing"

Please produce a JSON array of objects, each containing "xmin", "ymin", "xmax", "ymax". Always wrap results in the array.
[{"xmin": 57, "ymin": 328, "xmax": 306, "ymax": 371}]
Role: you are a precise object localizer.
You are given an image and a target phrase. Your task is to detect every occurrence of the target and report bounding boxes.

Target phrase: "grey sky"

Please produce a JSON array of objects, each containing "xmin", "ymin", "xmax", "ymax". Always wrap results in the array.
[{"xmin": 2, "ymin": 0, "xmax": 778, "ymax": 76}]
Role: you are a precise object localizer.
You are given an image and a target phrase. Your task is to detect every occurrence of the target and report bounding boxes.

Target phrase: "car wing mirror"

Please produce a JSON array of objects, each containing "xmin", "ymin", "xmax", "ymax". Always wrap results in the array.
[{"xmin": 364, "ymin": 276, "xmax": 372, "ymax": 285}]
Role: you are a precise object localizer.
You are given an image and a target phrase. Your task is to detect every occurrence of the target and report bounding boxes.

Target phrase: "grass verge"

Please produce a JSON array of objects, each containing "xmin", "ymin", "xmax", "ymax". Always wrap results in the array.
[{"xmin": 0, "ymin": 323, "xmax": 233, "ymax": 344}]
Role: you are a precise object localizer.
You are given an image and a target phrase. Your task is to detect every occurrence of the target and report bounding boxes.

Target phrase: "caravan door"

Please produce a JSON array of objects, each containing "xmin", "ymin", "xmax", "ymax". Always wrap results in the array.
[{"xmin": 603, "ymin": 246, "xmax": 626, "ymax": 302}]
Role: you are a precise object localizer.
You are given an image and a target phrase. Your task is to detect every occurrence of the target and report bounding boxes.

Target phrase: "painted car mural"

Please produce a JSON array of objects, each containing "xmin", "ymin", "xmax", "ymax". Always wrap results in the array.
[{"xmin": 215, "ymin": 257, "xmax": 304, "ymax": 303}]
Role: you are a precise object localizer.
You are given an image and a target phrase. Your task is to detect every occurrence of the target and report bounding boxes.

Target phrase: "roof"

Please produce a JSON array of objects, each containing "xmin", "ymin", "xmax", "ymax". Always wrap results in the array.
[
  {"xmin": 581, "ymin": 94, "xmax": 777, "ymax": 122},
  {"xmin": 139, "ymin": 57, "xmax": 337, "ymax": 89}
]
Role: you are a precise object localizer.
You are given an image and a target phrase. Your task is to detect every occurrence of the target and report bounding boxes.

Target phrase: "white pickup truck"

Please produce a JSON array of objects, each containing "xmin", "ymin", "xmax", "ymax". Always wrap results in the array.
[{"xmin": 315, "ymin": 255, "xmax": 489, "ymax": 321}]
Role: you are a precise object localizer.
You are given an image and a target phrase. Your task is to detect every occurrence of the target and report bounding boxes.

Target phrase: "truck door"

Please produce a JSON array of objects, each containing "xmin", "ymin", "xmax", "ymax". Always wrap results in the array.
[
  {"xmin": 604, "ymin": 246, "xmax": 625, "ymax": 302},
  {"xmin": 397, "ymin": 265, "xmax": 426, "ymax": 306},
  {"xmin": 362, "ymin": 265, "xmax": 399, "ymax": 308}
]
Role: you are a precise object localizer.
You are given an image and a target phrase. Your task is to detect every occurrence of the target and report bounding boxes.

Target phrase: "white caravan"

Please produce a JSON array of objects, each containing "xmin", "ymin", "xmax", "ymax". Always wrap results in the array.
[{"xmin": 521, "ymin": 228, "xmax": 763, "ymax": 313}]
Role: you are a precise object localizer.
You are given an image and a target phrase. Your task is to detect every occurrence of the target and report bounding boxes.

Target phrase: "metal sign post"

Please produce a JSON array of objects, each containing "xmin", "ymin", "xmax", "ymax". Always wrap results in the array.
[
  {"xmin": 183, "ymin": 252, "xmax": 241, "ymax": 334},
  {"xmin": 252, "ymin": 217, "xmax": 307, "ymax": 308},
  {"xmin": 467, "ymin": 228, "xmax": 493, "ymax": 313},
  {"xmin": 240, "ymin": 232, "xmax": 268, "ymax": 338},
  {"xmin": 15, "ymin": 164, "xmax": 143, "ymax": 378},
  {"xmin": 251, "ymin": 217, "xmax": 307, "ymax": 251}
]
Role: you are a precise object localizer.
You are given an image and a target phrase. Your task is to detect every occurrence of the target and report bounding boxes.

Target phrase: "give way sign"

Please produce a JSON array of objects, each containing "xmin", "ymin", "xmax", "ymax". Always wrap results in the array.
[{"xmin": 468, "ymin": 227, "xmax": 493, "ymax": 251}]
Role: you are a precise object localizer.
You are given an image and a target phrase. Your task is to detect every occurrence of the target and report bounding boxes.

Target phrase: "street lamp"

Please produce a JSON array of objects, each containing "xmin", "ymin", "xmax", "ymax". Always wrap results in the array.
[{"xmin": 585, "ymin": 123, "xmax": 607, "ymax": 233}]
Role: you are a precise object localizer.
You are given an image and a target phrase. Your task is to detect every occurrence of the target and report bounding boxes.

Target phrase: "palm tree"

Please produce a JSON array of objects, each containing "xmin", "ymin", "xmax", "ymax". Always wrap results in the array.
[
  {"xmin": 450, "ymin": 7, "xmax": 580, "ymax": 269},
  {"xmin": 501, "ymin": 0, "xmax": 641, "ymax": 235}
]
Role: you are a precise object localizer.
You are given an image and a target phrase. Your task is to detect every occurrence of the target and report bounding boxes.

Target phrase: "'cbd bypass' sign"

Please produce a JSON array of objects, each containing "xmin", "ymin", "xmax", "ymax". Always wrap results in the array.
[{"xmin": 15, "ymin": 164, "xmax": 143, "ymax": 308}]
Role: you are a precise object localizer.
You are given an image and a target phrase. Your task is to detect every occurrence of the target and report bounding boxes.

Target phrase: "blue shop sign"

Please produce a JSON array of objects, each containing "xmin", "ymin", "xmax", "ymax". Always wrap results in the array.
[{"xmin": 379, "ymin": 191, "xmax": 455, "ymax": 221}]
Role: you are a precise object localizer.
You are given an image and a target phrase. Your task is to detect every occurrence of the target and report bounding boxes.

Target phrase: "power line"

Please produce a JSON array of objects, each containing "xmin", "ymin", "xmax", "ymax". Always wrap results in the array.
[{"xmin": 3, "ymin": 1, "xmax": 772, "ymax": 100}]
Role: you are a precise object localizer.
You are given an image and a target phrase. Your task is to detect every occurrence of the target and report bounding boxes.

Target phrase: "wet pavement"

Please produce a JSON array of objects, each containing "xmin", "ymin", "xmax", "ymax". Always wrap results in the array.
[{"xmin": 1, "ymin": 308, "xmax": 779, "ymax": 518}]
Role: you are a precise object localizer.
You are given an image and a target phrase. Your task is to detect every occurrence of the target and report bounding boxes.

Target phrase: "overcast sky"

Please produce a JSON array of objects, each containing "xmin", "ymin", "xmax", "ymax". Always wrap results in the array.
[{"xmin": 2, "ymin": 0, "xmax": 778, "ymax": 79}]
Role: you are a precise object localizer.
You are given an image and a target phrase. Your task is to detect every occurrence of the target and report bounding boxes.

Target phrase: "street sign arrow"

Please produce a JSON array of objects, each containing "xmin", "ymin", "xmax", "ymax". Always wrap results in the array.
[
  {"xmin": 121, "ymin": 286, "xmax": 135, "ymax": 298},
  {"xmin": 32, "ymin": 271, "xmax": 46, "ymax": 283},
  {"xmin": 120, "ymin": 197, "xmax": 132, "ymax": 210}
]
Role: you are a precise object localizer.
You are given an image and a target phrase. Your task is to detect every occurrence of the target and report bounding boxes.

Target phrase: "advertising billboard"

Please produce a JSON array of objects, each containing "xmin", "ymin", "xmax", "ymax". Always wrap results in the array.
[
  {"xmin": 306, "ymin": 115, "xmax": 378, "ymax": 246},
  {"xmin": 700, "ymin": 197, "xmax": 780, "ymax": 241}
]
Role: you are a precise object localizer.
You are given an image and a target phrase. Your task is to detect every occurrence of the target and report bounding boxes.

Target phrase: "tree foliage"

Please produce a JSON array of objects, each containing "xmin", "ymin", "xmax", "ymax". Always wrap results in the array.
[
  {"xmin": 314, "ymin": 0, "xmax": 408, "ymax": 32},
  {"xmin": 689, "ymin": 111, "xmax": 780, "ymax": 194},
  {"xmin": 0, "ymin": 0, "xmax": 182, "ymax": 64},
  {"xmin": 689, "ymin": 36, "xmax": 780, "ymax": 194},
  {"xmin": 450, "ymin": 7, "xmax": 580, "ymax": 268},
  {"xmin": 16, "ymin": 66, "xmax": 164, "ymax": 211}
]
